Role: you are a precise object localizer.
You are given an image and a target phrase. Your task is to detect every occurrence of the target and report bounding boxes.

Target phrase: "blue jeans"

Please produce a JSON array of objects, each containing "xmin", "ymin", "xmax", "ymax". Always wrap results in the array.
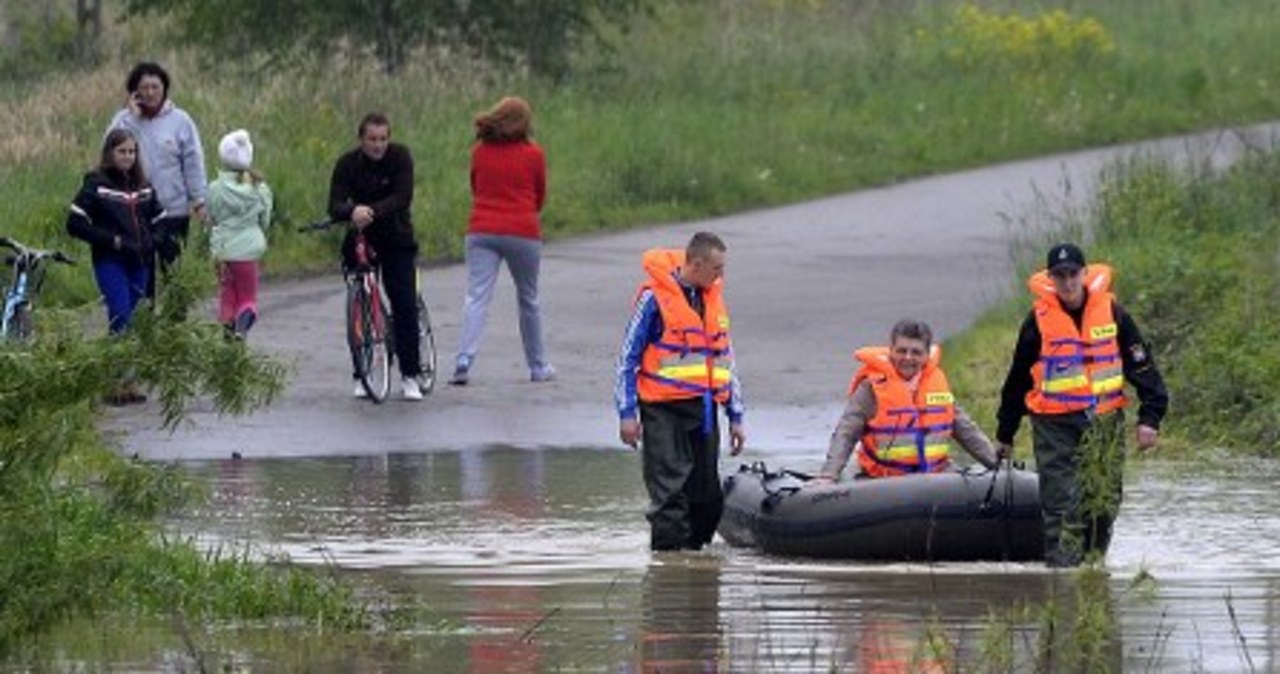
[
  {"xmin": 94, "ymin": 259, "xmax": 149, "ymax": 334},
  {"xmin": 456, "ymin": 234, "xmax": 549, "ymax": 373}
]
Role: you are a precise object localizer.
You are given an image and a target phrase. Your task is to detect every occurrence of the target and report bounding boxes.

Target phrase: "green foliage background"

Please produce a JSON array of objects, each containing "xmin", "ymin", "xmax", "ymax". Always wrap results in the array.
[{"xmin": 116, "ymin": 0, "xmax": 653, "ymax": 77}]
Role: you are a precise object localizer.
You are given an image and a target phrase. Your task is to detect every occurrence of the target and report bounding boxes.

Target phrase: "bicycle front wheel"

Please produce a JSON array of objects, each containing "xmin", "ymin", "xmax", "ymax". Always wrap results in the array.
[
  {"xmin": 3, "ymin": 303, "xmax": 32, "ymax": 342},
  {"xmin": 417, "ymin": 296, "xmax": 437, "ymax": 394},
  {"xmin": 347, "ymin": 283, "xmax": 391, "ymax": 403}
]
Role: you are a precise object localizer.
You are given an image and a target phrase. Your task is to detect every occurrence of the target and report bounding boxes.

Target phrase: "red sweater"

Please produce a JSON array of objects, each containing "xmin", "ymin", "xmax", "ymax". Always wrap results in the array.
[{"xmin": 468, "ymin": 140, "xmax": 546, "ymax": 239}]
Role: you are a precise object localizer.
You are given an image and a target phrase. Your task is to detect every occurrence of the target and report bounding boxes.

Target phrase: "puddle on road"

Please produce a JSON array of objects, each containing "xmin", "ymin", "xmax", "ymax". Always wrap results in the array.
[{"xmin": 11, "ymin": 449, "xmax": 1280, "ymax": 672}]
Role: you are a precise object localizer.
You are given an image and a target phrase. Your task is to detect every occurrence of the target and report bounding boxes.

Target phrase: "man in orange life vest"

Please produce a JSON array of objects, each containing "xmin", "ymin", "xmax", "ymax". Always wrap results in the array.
[
  {"xmin": 615, "ymin": 232, "xmax": 746, "ymax": 552},
  {"xmin": 996, "ymin": 243, "xmax": 1168, "ymax": 568},
  {"xmin": 815, "ymin": 319, "xmax": 1000, "ymax": 482}
]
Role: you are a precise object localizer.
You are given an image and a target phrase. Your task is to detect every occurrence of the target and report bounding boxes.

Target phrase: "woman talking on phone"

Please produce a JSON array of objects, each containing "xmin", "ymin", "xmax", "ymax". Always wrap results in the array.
[{"xmin": 105, "ymin": 61, "xmax": 208, "ymax": 300}]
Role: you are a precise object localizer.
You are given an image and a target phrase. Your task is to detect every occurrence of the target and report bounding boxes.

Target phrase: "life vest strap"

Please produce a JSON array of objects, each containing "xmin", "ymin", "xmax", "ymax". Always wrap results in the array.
[
  {"xmin": 1048, "ymin": 337, "xmax": 1112, "ymax": 349},
  {"xmin": 866, "ymin": 422, "xmax": 954, "ymax": 435},
  {"xmin": 1042, "ymin": 389, "xmax": 1125, "ymax": 404},
  {"xmin": 883, "ymin": 405, "xmax": 951, "ymax": 416},
  {"xmin": 652, "ymin": 340, "xmax": 728, "ymax": 357},
  {"xmin": 1040, "ymin": 353, "xmax": 1120, "ymax": 366}
]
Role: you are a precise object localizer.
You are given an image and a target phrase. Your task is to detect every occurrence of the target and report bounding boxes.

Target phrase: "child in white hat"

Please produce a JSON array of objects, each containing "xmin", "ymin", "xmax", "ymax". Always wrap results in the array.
[{"xmin": 207, "ymin": 129, "xmax": 273, "ymax": 337}]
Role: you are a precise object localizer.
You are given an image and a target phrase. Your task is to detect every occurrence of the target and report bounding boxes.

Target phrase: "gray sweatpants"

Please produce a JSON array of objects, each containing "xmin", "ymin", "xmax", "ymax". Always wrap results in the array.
[{"xmin": 455, "ymin": 234, "xmax": 549, "ymax": 372}]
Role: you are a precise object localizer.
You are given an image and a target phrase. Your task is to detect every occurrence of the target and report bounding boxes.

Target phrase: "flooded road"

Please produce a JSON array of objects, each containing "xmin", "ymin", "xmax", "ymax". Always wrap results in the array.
[
  {"xmin": 62, "ymin": 123, "xmax": 1280, "ymax": 671},
  {"xmin": 25, "ymin": 448, "xmax": 1280, "ymax": 672}
]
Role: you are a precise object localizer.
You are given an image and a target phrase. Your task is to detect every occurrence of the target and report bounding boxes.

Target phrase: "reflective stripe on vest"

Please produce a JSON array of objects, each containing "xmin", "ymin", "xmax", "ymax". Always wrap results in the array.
[{"xmin": 641, "ymin": 340, "xmax": 733, "ymax": 396}]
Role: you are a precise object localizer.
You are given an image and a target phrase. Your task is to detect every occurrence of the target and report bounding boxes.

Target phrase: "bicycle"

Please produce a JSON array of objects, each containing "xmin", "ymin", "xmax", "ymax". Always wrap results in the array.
[
  {"xmin": 299, "ymin": 219, "xmax": 437, "ymax": 403},
  {"xmin": 1, "ymin": 236, "xmax": 74, "ymax": 342}
]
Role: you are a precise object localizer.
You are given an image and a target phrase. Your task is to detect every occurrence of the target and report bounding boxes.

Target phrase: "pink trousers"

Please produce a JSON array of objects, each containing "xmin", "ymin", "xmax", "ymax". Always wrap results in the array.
[{"xmin": 217, "ymin": 260, "xmax": 260, "ymax": 324}]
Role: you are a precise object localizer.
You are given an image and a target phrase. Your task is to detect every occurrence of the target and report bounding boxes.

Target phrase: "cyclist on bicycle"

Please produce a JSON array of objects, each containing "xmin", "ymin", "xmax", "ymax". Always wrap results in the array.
[{"xmin": 328, "ymin": 112, "xmax": 426, "ymax": 401}]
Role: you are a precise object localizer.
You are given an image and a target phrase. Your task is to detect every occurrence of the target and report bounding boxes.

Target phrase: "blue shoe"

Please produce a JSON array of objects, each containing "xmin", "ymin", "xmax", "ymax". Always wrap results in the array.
[
  {"xmin": 450, "ymin": 357, "xmax": 471, "ymax": 386},
  {"xmin": 530, "ymin": 364, "xmax": 556, "ymax": 383},
  {"xmin": 233, "ymin": 309, "xmax": 256, "ymax": 337}
]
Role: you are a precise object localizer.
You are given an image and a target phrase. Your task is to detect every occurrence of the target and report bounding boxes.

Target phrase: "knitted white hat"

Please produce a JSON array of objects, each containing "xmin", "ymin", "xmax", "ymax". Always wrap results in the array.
[{"xmin": 218, "ymin": 129, "xmax": 253, "ymax": 171}]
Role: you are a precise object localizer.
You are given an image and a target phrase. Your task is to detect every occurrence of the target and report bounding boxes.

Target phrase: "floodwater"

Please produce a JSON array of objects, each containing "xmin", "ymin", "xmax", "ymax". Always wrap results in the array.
[{"xmin": 14, "ymin": 448, "xmax": 1280, "ymax": 672}]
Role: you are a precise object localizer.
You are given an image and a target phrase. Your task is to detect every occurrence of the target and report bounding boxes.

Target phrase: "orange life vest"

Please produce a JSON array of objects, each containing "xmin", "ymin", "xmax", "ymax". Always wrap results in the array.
[
  {"xmin": 849, "ymin": 345, "xmax": 956, "ymax": 477},
  {"xmin": 1025, "ymin": 264, "xmax": 1127, "ymax": 416},
  {"xmin": 635, "ymin": 249, "xmax": 733, "ymax": 406}
]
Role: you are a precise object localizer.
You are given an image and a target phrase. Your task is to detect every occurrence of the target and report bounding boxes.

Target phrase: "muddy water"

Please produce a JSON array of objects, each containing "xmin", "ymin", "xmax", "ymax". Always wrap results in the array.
[{"xmin": 20, "ymin": 449, "xmax": 1280, "ymax": 672}]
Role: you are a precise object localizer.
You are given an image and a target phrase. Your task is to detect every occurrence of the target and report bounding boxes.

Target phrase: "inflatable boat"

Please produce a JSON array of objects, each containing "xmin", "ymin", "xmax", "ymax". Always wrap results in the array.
[{"xmin": 719, "ymin": 463, "xmax": 1044, "ymax": 561}]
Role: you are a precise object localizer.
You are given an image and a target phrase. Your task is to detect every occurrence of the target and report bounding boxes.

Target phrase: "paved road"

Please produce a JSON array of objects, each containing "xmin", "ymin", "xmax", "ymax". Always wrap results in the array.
[{"xmin": 111, "ymin": 123, "xmax": 1279, "ymax": 460}]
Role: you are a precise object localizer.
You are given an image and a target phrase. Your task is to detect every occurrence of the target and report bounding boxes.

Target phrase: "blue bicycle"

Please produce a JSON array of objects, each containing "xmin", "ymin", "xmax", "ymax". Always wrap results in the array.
[{"xmin": 1, "ymin": 236, "xmax": 74, "ymax": 342}]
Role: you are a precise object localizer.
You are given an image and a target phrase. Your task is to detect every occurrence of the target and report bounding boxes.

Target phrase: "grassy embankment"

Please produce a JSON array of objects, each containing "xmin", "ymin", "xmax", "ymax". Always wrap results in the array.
[
  {"xmin": 2, "ymin": 0, "xmax": 1279, "ymax": 306},
  {"xmin": 945, "ymin": 145, "xmax": 1280, "ymax": 455}
]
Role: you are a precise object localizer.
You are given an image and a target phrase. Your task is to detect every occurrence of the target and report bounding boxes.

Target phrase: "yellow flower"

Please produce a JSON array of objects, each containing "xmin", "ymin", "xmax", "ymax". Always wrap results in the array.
[{"xmin": 925, "ymin": 3, "xmax": 1116, "ymax": 79}]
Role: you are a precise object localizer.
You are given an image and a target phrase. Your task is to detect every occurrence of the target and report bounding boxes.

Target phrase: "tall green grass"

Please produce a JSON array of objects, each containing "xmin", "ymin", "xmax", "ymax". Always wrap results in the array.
[{"xmin": 3, "ymin": 0, "xmax": 1280, "ymax": 308}]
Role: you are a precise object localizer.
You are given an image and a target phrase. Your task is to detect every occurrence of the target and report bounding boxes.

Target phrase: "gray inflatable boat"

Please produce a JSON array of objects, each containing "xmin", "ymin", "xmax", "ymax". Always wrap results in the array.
[{"xmin": 719, "ymin": 463, "xmax": 1044, "ymax": 561}]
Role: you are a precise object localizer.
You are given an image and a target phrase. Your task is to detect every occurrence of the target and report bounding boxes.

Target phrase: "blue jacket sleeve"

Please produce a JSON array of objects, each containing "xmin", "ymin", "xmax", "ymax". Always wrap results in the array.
[
  {"xmin": 614, "ymin": 290, "xmax": 657, "ymax": 420},
  {"xmin": 724, "ymin": 340, "xmax": 745, "ymax": 424}
]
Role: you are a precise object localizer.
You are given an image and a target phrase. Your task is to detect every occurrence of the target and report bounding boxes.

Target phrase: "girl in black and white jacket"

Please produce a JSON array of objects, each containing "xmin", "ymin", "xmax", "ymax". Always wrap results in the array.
[{"xmin": 66, "ymin": 128, "xmax": 164, "ymax": 334}]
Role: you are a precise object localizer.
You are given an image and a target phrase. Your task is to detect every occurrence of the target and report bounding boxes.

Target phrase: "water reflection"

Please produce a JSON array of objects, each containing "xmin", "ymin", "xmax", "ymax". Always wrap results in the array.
[
  {"xmin": 465, "ymin": 585, "xmax": 545, "ymax": 674},
  {"xmin": 851, "ymin": 617, "xmax": 948, "ymax": 674},
  {"xmin": 633, "ymin": 556, "xmax": 724, "ymax": 673},
  {"xmin": 460, "ymin": 449, "xmax": 547, "ymax": 674},
  {"xmin": 12, "ymin": 451, "xmax": 1280, "ymax": 672}
]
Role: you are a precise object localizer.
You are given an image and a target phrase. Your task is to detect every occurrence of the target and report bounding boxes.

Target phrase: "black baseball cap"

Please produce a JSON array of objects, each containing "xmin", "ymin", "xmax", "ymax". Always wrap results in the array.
[{"xmin": 1046, "ymin": 243, "xmax": 1086, "ymax": 272}]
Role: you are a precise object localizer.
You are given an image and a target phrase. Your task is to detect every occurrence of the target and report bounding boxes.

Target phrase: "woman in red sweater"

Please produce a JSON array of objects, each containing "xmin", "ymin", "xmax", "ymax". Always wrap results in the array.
[{"xmin": 450, "ymin": 96, "xmax": 554, "ymax": 385}]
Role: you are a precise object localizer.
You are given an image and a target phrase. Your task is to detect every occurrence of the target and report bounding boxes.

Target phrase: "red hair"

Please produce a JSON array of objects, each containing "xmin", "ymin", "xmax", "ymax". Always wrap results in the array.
[{"xmin": 475, "ymin": 96, "xmax": 533, "ymax": 142}]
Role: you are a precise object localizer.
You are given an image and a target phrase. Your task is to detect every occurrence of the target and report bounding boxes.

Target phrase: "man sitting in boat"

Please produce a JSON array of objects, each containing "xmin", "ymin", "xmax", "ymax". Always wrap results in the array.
[{"xmin": 813, "ymin": 319, "xmax": 1002, "ymax": 481}]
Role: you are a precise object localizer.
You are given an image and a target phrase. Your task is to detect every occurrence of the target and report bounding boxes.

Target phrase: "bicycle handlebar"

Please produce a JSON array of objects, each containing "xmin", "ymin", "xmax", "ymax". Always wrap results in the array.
[
  {"xmin": 297, "ymin": 218, "xmax": 349, "ymax": 233},
  {"xmin": 0, "ymin": 236, "xmax": 76, "ymax": 265}
]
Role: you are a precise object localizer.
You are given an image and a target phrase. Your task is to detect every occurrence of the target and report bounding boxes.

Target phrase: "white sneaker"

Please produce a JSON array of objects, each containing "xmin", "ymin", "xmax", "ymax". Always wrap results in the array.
[
  {"xmin": 353, "ymin": 382, "xmax": 369, "ymax": 399},
  {"xmin": 402, "ymin": 376, "xmax": 424, "ymax": 401}
]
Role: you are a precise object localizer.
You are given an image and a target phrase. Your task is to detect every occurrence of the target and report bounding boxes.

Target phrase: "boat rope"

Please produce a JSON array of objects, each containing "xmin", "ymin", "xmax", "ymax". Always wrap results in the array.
[
  {"xmin": 750, "ymin": 461, "xmax": 803, "ymax": 513},
  {"xmin": 976, "ymin": 454, "xmax": 1018, "ymax": 561}
]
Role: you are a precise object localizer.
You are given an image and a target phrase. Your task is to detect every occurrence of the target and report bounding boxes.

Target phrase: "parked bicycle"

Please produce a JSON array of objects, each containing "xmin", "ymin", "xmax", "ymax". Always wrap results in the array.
[
  {"xmin": 299, "ymin": 219, "xmax": 437, "ymax": 403},
  {"xmin": 1, "ymin": 236, "xmax": 74, "ymax": 342}
]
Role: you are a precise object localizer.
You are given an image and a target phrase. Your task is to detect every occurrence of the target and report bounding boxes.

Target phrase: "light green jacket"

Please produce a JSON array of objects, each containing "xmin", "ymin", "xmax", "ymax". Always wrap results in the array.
[{"xmin": 208, "ymin": 170, "xmax": 273, "ymax": 262}]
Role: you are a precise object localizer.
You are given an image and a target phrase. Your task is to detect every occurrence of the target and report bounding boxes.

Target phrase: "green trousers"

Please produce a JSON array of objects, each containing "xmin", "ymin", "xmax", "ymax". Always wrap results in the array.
[
  {"xmin": 640, "ymin": 399, "xmax": 724, "ymax": 551},
  {"xmin": 1031, "ymin": 410, "xmax": 1126, "ymax": 567}
]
